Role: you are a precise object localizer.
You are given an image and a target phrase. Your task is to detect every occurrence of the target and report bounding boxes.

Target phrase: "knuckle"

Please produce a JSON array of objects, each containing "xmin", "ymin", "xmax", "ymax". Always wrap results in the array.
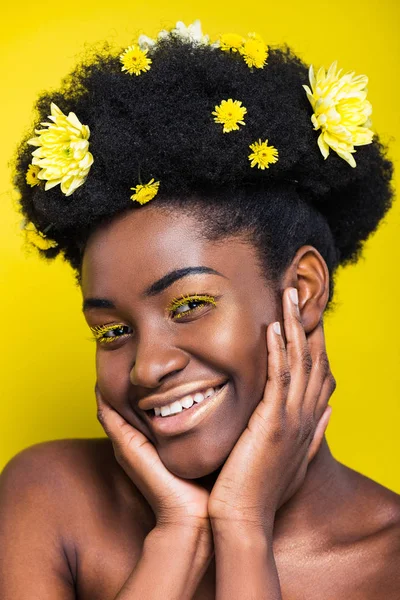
[
  {"xmin": 328, "ymin": 373, "xmax": 337, "ymax": 394},
  {"xmin": 300, "ymin": 349, "xmax": 313, "ymax": 375},
  {"xmin": 300, "ymin": 414, "xmax": 315, "ymax": 443},
  {"xmin": 277, "ymin": 368, "xmax": 291, "ymax": 388},
  {"xmin": 269, "ymin": 419, "xmax": 286, "ymax": 444},
  {"xmin": 96, "ymin": 408, "xmax": 106, "ymax": 427},
  {"xmin": 316, "ymin": 351, "xmax": 330, "ymax": 374}
]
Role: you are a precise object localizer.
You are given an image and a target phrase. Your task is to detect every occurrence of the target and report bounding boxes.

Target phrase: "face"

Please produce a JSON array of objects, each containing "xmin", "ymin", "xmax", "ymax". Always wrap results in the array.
[{"xmin": 81, "ymin": 206, "xmax": 280, "ymax": 479}]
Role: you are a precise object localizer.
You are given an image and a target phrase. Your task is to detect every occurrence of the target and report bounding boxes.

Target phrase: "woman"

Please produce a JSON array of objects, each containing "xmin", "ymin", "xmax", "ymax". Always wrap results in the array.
[{"xmin": 1, "ymin": 20, "xmax": 399, "ymax": 599}]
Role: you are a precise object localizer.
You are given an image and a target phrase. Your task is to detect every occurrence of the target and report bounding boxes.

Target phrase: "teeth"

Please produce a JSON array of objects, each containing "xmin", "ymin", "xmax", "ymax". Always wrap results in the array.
[
  {"xmin": 153, "ymin": 385, "xmax": 222, "ymax": 417},
  {"xmin": 160, "ymin": 405, "xmax": 171, "ymax": 417},
  {"xmin": 169, "ymin": 401, "xmax": 183, "ymax": 415},
  {"xmin": 193, "ymin": 392, "xmax": 205, "ymax": 403},
  {"xmin": 181, "ymin": 395, "xmax": 194, "ymax": 409}
]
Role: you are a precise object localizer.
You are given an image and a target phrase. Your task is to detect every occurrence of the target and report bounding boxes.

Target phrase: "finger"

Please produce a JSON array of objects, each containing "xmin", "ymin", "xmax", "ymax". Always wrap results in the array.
[
  {"xmin": 282, "ymin": 287, "xmax": 312, "ymax": 409},
  {"xmin": 257, "ymin": 319, "xmax": 289, "ymax": 420},
  {"xmin": 314, "ymin": 369, "xmax": 337, "ymax": 421},
  {"xmin": 95, "ymin": 385, "xmax": 176, "ymax": 507},
  {"xmin": 302, "ymin": 321, "xmax": 335, "ymax": 417},
  {"xmin": 307, "ymin": 405, "xmax": 333, "ymax": 463}
]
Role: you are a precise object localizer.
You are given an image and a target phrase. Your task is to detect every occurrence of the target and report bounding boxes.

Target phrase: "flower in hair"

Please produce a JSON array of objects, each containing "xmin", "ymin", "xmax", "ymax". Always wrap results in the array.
[
  {"xmin": 303, "ymin": 61, "xmax": 373, "ymax": 167},
  {"xmin": 212, "ymin": 99, "xmax": 247, "ymax": 133},
  {"xmin": 138, "ymin": 20, "xmax": 209, "ymax": 50},
  {"xmin": 248, "ymin": 139, "xmax": 279, "ymax": 169},
  {"xmin": 27, "ymin": 103, "xmax": 93, "ymax": 196},
  {"xmin": 120, "ymin": 45, "xmax": 152, "ymax": 75},
  {"xmin": 130, "ymin": 178, "xmax": 160, "ymax": 204},
  {"xmin": 168, "ymin": 20, "xmax": 210, "ymax": 44},
  {"xmin": 216, "ymin": 32, "xmax": 268, "ymax": 69},
  {"xmin": 26, "ymin": 164, "xmax": 41, "ymax": 187},
  {"xmin": 22, "ymin": 221, "xmax": 58, "ymax": 250},
  {"xmin": 240, "ymin": 33, "xmax": 268, "ymax": 69},
  {"xmin": 219, "ymin": 33, "xmax": 245, "ymax": 52}
]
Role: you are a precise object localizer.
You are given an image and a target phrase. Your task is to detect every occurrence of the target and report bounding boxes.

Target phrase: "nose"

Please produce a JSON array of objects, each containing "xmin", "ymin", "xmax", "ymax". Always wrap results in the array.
[{"xmin": 129, "ymin": 332, "xmax": 189, "ymax": 388}]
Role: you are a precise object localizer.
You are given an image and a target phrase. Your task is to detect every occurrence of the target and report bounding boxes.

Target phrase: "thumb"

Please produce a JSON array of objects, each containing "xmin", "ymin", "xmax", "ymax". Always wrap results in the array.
[{"xmin": 95, "ymin": 384, "xmax": 173, "ymax": 492}]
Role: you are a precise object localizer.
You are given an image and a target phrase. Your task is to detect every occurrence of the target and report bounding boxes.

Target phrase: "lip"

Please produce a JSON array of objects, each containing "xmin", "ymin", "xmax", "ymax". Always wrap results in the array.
[{"xmin": 143, "ymin": 381, "xmax": 229, "ymax": 437}]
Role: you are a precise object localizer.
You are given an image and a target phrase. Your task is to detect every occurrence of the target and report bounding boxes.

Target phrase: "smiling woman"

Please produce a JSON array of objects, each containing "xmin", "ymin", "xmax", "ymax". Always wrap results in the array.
[{"xmin": 1, "ymin": 19, "xmax": 399, "ymax": 600}]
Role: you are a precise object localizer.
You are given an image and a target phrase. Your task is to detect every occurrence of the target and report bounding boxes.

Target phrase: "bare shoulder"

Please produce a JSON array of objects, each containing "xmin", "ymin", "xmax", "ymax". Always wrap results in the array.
[
  {"xmin": 0, "ymin": 438, "xmax": 147, "ymax": 518},
  {"xmin": 339, "ymin": 464, "xmax": 400, "ymax": 598},
  {"xmin": 0, "ymin": 439, "xmax": 154, "ymax": 598}
]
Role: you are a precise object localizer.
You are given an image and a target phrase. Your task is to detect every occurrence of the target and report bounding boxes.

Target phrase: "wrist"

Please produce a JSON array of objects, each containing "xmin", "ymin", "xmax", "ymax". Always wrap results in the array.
[
  {"xmin": 211, "ymin": 517, "xmax": 274, "ymax": 544},
  {"xmin": 148, "ymin": 522, "xmax": 214, "ymax": 557}
]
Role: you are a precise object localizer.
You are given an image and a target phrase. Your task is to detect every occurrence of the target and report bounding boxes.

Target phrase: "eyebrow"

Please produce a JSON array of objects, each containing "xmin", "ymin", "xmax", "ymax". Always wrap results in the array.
[{"xmin": 82, "ymin": 266, "xmax": 226, "ymax": 311}]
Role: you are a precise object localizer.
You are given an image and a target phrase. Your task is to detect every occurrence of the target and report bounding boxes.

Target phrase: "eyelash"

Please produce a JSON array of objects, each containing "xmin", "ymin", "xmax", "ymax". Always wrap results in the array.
[
  {"xmin": 167, "ymin": 293, "xmax": 217, "ymax": 319},
  {"xmin": 89, "ymin": 293, "xmax": 217, "ymax": 344}
]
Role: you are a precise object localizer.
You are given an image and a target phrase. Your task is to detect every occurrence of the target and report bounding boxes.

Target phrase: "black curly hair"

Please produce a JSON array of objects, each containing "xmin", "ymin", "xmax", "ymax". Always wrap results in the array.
[{"xmin": 13, "ymin": 35, "xmax": 394, "ymax": 311}]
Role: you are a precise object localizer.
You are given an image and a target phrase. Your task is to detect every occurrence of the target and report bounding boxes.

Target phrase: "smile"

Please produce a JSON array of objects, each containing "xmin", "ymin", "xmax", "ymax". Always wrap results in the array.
[{"xmin": 144, "ymin": 381, "xmax": 229, "ymax": 437}]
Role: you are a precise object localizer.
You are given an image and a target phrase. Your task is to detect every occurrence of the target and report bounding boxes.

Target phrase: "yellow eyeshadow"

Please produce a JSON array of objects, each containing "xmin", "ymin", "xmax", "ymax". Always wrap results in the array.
[
  {"xmin": 90, "ymin": 323, "xmax": 130, "ymax": 343},
  {"xmin": 167, "ymin": 293, "xmax": 217, "ymax": 319}
]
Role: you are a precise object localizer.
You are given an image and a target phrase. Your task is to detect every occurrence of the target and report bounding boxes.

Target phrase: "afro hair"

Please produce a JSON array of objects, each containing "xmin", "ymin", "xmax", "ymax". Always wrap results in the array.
[{"xmin": 13, "ymin": 35, "xmax": 395, "ymax": 310}]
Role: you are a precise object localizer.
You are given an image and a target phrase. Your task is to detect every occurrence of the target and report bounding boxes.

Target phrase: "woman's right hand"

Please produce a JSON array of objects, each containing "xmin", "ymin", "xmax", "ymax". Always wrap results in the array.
[{"xmin": 95, "ymin": 385, "xmax": 212, "ymax": 536}]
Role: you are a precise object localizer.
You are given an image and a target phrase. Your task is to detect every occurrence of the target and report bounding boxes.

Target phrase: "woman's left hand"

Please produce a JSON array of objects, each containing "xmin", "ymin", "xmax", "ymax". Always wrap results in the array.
[{"xmin": 208, "ymin": 287, "xmax": 336, "ymax": 537}]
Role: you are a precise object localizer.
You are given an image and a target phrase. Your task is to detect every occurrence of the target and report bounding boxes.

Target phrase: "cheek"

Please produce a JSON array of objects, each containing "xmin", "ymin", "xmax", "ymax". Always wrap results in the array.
[
  {"xmin": 208, "ymin": 306, "xmax": 268, "ymax": 382},
  {"xmin": 95, "ymin": 349, "xmax": 130, "ymax": 407}
]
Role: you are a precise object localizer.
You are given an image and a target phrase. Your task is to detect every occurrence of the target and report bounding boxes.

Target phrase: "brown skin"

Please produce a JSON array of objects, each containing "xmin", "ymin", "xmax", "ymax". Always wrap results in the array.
[{"xmin": 1, "ymin": 205, "xmax": 399, "ymax": 599}]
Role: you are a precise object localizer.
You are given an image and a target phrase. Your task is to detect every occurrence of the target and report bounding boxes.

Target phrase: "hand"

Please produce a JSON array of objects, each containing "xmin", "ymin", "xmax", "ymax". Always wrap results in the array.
[
  {"xmin": 95, "ymin": 386, "xmax": 212, "ymax": 536},
  {"xmin": 207, "ymin": 287, "xmax": 336, "ymax": 536}
]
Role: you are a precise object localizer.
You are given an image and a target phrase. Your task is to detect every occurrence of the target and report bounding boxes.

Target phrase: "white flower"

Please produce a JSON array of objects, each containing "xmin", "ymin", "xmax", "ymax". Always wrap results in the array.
[
  {"xmin": 170, "ymin": 20, "xmax": 209, "ymax": 44},
  {"xmin": 139, "ymin": 20, "xmax": 209, "ymax": 50},
  {"xmin": 138, "ymin": 34, "xmax": 156, "ymax": 50}
]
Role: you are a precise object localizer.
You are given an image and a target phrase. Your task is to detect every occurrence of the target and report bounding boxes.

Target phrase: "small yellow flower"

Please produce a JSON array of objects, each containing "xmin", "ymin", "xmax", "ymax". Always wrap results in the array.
[
  {"xmin": 248, "ymin": 139, "xmax": 279, "ymax": 169},
  {"xmin": 120, "ymin": 45, "xmax": 152, "ymax": 76},
  {"xmin": 24, "ymin": 222, "xmax": 58, "ymax": 250},
  {"xmin": 130, "ymin": 178, "xmax": 160, "ymax": 205},
  {"xmin": 212, "ymin": 99, "xmax": 247, "ymax": 133},
  {"xmin": 240, "ymin": 33, "xmax": 268, "ymax": 69},
  {"xmin": 219, "ymin": 33, "xmax": 245, "ymax": 52},
  {"xmin": 26, "ymin": 164, "xmax": 41, "ymax": 187},
  {"xmin": 303, "ymin": 61, "xmax": 373, "ymax": 167},
  {"xmin": 27, "ymin": 103, "xmax": 93, "ymax": 196}
]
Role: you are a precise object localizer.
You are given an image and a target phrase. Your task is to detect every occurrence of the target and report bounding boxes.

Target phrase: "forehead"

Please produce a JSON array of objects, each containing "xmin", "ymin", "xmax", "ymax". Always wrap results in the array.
[{"xmin": 81, "ymin": 206, "xmax": 263, "ymax": 296}]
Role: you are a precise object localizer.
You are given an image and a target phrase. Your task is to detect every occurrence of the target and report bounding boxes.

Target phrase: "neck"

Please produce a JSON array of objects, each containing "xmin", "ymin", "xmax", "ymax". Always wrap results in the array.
[
  {"xmin": 197, "ymin": 437, "xmax": 350, "ymax": 545},
  {"xmin": 273, "ymin": 437, "xmax": 351, "ymax": 547}
]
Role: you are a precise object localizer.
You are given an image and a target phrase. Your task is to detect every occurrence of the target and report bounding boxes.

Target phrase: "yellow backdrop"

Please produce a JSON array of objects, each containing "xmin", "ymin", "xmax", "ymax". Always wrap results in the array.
[{"xmin": 1, "ymin": 0, "xmax": 399, "ymax": 493}]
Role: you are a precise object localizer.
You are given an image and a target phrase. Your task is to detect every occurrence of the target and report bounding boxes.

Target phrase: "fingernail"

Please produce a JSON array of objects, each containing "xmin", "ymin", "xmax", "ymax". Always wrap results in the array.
[
  {"xmin": 289, "ymin": 288, "xmax": 298, "ymax": 305},
  {"xmin": 273, "ymin": 321, "xmax": 281, "ymax": 335}
]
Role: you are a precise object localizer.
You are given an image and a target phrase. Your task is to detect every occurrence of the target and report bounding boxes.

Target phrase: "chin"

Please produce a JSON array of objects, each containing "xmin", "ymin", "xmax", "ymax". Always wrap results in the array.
[{"xmin": 159, "ymin": 447, "xmax": 228, "ymax": 480}]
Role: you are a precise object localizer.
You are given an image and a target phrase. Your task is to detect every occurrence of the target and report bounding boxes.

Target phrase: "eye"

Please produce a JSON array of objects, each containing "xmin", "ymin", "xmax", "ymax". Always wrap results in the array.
[
  {"xmin": 167, "ymin": 294, "xmax": 217, "ymax": 320},
  {"xmin": 89, "ymin": 323, "xmax": 133, "ymax": 344}
]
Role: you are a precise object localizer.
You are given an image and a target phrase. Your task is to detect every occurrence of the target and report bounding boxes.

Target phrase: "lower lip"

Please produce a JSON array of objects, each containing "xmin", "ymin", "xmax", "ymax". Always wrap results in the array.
[{"xmin": 145, "ymin": 383, "xmax": 229, "ymax": 437}]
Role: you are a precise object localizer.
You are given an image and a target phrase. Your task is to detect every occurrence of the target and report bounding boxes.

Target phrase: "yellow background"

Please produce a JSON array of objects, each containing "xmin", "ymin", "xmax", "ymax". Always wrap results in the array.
[{"xmin": 1, "ymin": 0, "xmax": 399, "ymax": 492}]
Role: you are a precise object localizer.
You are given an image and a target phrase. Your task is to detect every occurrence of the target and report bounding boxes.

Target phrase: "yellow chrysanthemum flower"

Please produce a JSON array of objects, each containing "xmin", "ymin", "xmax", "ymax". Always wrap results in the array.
[
  {"xmin": 26, "ymin": 164, "xmax": 41, "ymax": 187},
  {"xmin": 303, "ymin": 61, "xmax": 373, "ymax": 168},
  {"xmin": 130, "ymin": 179, "xmax": 160, "ymax": 205},
  {"xmin": 120, "ymin": 45, "xmax": 152, "ymax": 76},
  {"xmin": 212, "ymin": 99, "xmax": 247, "ymax": 133},
  {"xmin": 248, "ymin": 139, "xmax": 279, "ymax": 169},
  {"xmin": 24, "ymin": 223, "xmax": 58, "ymax": 250},
  {"xmin": 219, "ymin": 33, "xmax": 245, "ymax": 52},
  {"xmin": 27, "ymin": 103, "xmax": 93, "ymax": 196},
  {"xmin": 240, "ymin": 33, "xmax": 268, "ymax": 69}
]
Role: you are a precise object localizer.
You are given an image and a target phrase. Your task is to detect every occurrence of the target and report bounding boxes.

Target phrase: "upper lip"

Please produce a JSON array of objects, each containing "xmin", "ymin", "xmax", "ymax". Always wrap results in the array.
[{"xmin": 138, "ymin": 380, "xmax": 228, "ymax": 412}]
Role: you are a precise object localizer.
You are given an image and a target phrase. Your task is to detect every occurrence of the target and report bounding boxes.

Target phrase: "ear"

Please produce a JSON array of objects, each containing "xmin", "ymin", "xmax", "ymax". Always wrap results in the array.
[{"xmin": 281, "ymin": 245, "xmax": 329, "ymax": 334}]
